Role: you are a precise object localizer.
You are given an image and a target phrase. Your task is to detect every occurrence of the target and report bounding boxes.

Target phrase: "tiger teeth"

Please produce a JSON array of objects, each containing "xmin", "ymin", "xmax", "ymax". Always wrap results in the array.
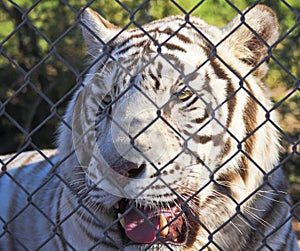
[
  {"xmin": 118, "ymin": 213, "xmax": 125, "ymax": 228},
  {"xmin": 159, "ymin": 214, "xmax": 169, "ymax": 236},
  {"xmin": 114, "ymin": 202, "xmax": 119, "ymax": 209}
]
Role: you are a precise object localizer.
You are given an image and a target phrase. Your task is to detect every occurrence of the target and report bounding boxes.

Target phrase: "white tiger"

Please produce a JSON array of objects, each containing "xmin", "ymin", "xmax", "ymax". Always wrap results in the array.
[{"xmin": 0, "ymin": 4, "xmax": 298, "ymax": 251}]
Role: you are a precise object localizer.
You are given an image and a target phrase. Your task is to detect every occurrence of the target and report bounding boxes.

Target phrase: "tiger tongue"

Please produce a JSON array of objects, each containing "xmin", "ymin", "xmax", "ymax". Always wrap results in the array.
[{"xmin": 124, "ymin": 208, "xmax": 165, "ymax": 243}]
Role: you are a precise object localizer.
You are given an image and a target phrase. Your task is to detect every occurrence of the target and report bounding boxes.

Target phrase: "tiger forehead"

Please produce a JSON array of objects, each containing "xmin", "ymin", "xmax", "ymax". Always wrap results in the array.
[
  {"xmin": 98, "ymin": 53, "xmax": 207, "ymax": 97},
  {"xmin": 114, "ymin": 16, "xmax": 215, "ymax": 57},
  {"xmin": 132, "ymin": 14, "xmax": 216, "ymax": 39},
  {"xmin": 98, "ymin": 15, "xmax": 218, "ymax": 97},
  {"xmin": 121, "ymin": 69, "xmax": 205, "ymax": 101}
]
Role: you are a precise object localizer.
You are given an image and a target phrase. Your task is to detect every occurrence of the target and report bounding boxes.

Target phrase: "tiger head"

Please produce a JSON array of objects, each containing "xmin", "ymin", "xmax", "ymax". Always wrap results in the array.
[{"xmin": 58, "ymin": 5, "xmax": 281, "ymax": 250}]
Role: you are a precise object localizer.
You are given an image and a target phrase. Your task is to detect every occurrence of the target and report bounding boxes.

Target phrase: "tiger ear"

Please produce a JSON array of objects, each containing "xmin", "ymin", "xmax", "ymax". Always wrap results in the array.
[
  {"xmin": 222, "ymin": 5, "xmax": 279, "ymax": 77},
  {"xmin": 80, "ymin": 8, "xmax": 121, "ymax": 55}
]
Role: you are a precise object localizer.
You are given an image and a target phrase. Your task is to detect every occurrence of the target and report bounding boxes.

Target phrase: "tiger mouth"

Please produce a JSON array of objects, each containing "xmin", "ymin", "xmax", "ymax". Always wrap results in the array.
[{"xmin": 114, "ymin": 199, "xmax": 188, "ymax": 246}]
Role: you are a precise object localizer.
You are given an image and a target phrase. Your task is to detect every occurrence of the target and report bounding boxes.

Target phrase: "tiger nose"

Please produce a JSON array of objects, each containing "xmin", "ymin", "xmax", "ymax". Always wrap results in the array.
[{"xmin": 112, "ymin": 162, "xmax": 146, "ymax": 178}]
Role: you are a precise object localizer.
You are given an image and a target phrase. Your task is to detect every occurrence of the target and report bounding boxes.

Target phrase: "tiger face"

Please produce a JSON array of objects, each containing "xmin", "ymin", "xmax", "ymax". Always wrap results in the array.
[{"xmin": 57, "ymin": 5, "xmax": 292, "ymax": 250}]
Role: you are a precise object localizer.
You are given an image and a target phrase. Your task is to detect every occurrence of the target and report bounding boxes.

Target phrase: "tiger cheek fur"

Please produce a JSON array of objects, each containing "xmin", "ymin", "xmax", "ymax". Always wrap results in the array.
[{"xmin": 0, "ymin": 4, "xmax": 298, "ymax": 251}]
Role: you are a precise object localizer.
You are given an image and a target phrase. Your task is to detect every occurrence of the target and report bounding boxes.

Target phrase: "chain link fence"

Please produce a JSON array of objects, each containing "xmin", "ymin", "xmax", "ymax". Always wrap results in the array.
[{"xmin": 0, "ymin": 0, "xmax": 299, "ymax": 250}]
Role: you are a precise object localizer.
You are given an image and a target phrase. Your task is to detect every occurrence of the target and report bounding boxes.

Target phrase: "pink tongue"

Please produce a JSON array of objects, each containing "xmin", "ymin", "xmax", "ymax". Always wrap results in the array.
[{"xmin": 124, "ymin": 208, "xmax": 160, "ymax": 243}]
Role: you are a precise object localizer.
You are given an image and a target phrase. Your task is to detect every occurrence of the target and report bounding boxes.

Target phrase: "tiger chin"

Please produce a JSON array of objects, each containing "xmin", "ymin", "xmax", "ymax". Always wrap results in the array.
[{"xmin": 0, "ymin": 4, "xmax": 298, "ymax": 251}]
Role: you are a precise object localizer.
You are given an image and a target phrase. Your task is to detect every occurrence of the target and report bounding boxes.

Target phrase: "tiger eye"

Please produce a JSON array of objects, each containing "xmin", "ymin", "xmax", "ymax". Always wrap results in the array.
[{"xmin": 177, "ymin": 90, "xmax": 192, "ymax": 101}]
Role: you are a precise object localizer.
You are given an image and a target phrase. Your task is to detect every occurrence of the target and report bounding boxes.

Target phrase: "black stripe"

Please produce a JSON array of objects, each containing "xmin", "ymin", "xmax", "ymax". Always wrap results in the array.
[
  {"xmin": 185, "ymin": 96, "xmax": 198, "ymax": 108},
  {"xmin": 182, "ymin": 129, "xmax": 191, "ymax": 137},
  {"xmin": 73, "ymin": 203, "xmax": 104, "ymax": 229},
  {"xmin": 215, "ymin": 172, "xmax": 235, "ymax": 197},
  {"xmin": 239, "ymin": 156, "xmax": 248, "ymax": 182},
  {"xmin": 161, "ymin": 27, "xmax": 192, "ymax": 44},
  {"xmin": 115, "ymin": 45, "xmax": 132, "ymax": 56},
  {"xmin": 219, "ymin": 138, "xmax": 231, "ymax": 160},
  {"xmin": 164, "ymin": 43, "xmax": 187, "ymax": 52},
  {"xmin": 176, "ymin": 32, "xmax": 192, "ymax": 44},
  {"xmin": 148, "ymin": 71, "xmax": 160, "ymax": 90},
  {"xmin": 240, "ymin": 83, "xmax": 257, "ymax": 181},
  {"xmin": 157, "ymin": 61, "xmax": 163, "ymax": 78},
  {"xmin": 225, "ymin": 80, "xmax": 236, "ymax": 128},
  {"xmin": 117, "ymin": 39, "xmax": 149, "ymax": 55},
  {"xmin": 210, "ymin": 58, "xmax": 237, "ymax": 128},
  {"xmin": 191, "ymin": 109, "xmax": 209, "ymax": 124},
  {"xmin": 77, "ymin": 219, "xmax": 101, "ymax": 242},
  {"xmin": 198, "ymin": 135, "xmax": 212, "ymax": 144},
  {"xmin": 185, "ymin": 107, "xmax": 198, "ymax": 111},
  {"xmin": 117, "ymin": 33, "xmax": 148, "ymax": 49},
  {"xmin": 196, "ymin": 37, "xmax": 214, "ymax": 60},
  {"xmin": 117, "ymin": 26, "xmax": 162, "ymax": 50}
]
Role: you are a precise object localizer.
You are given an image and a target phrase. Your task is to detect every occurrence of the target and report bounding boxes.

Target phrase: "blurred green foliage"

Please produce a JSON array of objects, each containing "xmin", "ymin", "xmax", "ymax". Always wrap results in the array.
[{"xmin": 0, "ymin": 0, "xmax": 299, "ymax": 198}]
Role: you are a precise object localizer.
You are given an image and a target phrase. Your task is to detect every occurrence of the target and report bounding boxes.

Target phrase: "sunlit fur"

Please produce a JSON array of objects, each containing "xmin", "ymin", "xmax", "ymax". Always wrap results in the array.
[{"xmin": 0, "ymin": 5, "xmax": 298, "ymax": 251}]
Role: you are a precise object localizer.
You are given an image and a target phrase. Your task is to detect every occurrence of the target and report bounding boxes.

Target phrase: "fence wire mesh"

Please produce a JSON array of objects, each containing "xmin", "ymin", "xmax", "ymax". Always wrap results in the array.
[{"xmin": 0, "ymin": 0, "xmax": 299, "ymax": 250}]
